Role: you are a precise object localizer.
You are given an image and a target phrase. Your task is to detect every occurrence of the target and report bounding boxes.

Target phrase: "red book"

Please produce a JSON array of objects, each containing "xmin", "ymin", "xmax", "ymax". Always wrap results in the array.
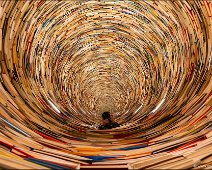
[{"xmin": 33, "ymin": 129, "xmax": 67, "ymax": 144}]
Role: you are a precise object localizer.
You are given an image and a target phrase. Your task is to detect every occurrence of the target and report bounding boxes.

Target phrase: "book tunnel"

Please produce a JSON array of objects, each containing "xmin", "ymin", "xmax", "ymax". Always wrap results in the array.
[{"xmin": 0, "ymin": 1, "xmax": 211, "ymax": 169}]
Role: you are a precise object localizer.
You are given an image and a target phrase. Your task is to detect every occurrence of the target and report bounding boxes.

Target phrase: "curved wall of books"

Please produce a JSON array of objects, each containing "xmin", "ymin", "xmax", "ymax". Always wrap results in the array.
[{"xmin": 0, "ymin": 1, "xmax": 211, "ymax": 169}]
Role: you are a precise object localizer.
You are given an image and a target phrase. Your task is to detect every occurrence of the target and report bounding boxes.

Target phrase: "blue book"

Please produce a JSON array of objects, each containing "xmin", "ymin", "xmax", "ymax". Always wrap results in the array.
[
  {"xmin": 25, "ymin": 158, "xmax": 70, "ymax": 170},
  {"xmin": 85, "ymin": 155, "xmax": 117, "ymax": 161},
  {"xmin": 114, "ymin": 143, "xmax": 148, "ymax": 151}
]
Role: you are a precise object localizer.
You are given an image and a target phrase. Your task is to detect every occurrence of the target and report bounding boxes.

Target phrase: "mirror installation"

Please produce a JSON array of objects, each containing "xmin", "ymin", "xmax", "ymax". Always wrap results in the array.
[{"xmin": 0, "ymin": 1, "xmax": 211, "ymax": 169}]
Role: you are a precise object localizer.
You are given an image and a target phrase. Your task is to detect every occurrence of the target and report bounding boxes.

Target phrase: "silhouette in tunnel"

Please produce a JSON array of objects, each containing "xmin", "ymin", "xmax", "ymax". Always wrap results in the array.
[{"xmin": 99, "ymin": 112, "xmax": 120, "ymax": 130}]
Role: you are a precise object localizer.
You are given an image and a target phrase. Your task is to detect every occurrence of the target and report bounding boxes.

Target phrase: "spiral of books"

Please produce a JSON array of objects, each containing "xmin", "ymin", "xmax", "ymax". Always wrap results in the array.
[{"xmin": 0, "ymin": 1, "xmax": 211, "ymax": 169}]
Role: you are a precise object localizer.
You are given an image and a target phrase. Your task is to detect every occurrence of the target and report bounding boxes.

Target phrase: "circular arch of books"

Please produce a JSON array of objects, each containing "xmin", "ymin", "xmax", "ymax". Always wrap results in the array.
[{"xmin": 0, "ymin": 1, "xmax": 211, "ymax": 169}]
